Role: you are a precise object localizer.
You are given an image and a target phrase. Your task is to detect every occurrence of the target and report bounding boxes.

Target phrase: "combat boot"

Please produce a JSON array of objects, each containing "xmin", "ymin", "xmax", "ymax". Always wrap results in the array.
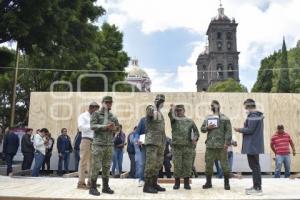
[
  {"xmin": 202, "ymin": 175, "xmax": 212, "ymax": 189},
  {"xmin": 224, "ymin": 175, "xmax": 230, "ymax": 190},
  {"xmin": 173, "ymin": 178, "xmax": 180, "ymax": 190},
  {"xmin": 184, "ymin": 177, "xmax": 191, "ymax": 190},
  {"xmin": 143, "ymin": 179, "xmax": 158, "ymax": 193},
  {"xmin": 153, "ymin": 176, "xmax": 166, "ymax": 192},
  {"xmin": 102, "ymin": 178, "xmax": 114, "ymax": 194},
  {"xmin": 89, "ymin": 180, "xmax": 100, "ymax": 196}
]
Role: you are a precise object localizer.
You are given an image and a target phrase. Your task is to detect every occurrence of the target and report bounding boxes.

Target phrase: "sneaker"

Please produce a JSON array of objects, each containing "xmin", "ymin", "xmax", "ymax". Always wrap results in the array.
[
  {"xmin": 138, "ymin": 180, "xmax": 145, "ymax": 187},
  {"xmin": 245, "ymin": 187, "xmax": 263, "ymax": 195}
]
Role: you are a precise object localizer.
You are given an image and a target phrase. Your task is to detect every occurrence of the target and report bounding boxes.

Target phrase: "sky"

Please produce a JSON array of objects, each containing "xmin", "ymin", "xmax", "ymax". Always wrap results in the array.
[{"xmin": 96, "ymin": 0, "xmax": 300, "ymax": 92}]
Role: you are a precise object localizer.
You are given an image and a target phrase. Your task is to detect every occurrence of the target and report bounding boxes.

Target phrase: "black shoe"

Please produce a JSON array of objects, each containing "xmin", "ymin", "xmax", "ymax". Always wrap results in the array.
[
  {"xmin": 173, "ymin": 178, "xmax": 180, "ymax": 190},
  {"xmin": 153, "ymin": 177, "xmax": 166, "ymax": 192},
  {"xmin": 89, "ymin": 180, "xmax": 100, "ymax": 196},
  {"xmin": 202, "ymin": 175, "xmax": 212, "ymax": 189},
  {"xmin": 224, "ymin": 176, "xmax": 230, "ymax": 190},
  {"xmin": 143, "ymin": 181, "xmax": 158, "ymax": 193},
  {"xmin": 184, "ymin": 177, "xmax": 191, "ymax": 190},
  {"xmin": 102, "ymin": 178, "xmax": 114, "ymax": 194}
]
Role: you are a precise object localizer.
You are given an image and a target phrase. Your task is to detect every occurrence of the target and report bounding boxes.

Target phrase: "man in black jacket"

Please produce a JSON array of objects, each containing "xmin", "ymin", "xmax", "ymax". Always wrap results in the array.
[
  {"xmin": 21, "ymin": 128, "xmax": 34, "ymax": 170},
  {"xmin": 3, "ymin": 129, "xmax": 20, "ymax": 175}
]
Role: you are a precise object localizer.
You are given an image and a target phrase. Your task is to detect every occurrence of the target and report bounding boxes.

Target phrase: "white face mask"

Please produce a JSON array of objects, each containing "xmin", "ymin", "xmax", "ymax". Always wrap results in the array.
[{"xmin": 245, "ymin": 110, "xmax": 250, "ymax": 115}]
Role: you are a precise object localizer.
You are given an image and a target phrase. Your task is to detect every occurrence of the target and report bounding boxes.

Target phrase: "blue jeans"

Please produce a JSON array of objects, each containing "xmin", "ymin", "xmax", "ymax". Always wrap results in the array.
[
  {"xmin": 74, "ymin": 149, "xmax": 80, "ymax": 171},
  {"xmin": 214, "ymin": 160, "xmax": 223, "ymax": 178},
  {"xmin": 134, "ymin": 144, "xmax": 146, "ymax": 181},
  {"xmin": 58, "ymin": 152, "xmax": 70, "ymax": 175},
  {"xmin": 32, "ymin": 152, "xmax": 45, "ymax": 177},
  {"xmin": 274, "ymin": 154, "xmax": 291, "ymax": 178},
  {"xmin": 112, "ymin": 148, "xmax": 124, "ymax": 175}
]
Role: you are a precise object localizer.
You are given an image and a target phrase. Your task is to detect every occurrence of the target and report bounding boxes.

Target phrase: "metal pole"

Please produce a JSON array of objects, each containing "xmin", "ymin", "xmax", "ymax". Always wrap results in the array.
[{"xmin": 10, "ymin": 42, "xmax": 20, "ymax": 127}]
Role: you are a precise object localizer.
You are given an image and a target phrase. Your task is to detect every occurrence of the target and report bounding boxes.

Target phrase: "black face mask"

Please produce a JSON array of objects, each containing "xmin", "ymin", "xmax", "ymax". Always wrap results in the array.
[{"xmin": 211, "ymin": 107, "xmax": 216, "ymax": 113}]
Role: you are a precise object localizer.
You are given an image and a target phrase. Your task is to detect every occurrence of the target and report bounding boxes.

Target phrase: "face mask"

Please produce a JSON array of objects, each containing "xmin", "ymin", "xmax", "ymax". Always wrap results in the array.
[{"xmin": 245, "ymin": 110, "xmax": 250, "ymax": 115}]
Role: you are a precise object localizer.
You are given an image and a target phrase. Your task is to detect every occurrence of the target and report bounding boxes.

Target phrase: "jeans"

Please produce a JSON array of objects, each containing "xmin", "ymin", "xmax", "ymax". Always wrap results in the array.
[
  {"xmin": 58, "ymin": 152, "xmax": 70, "ymax": 175},
  {"xmin": 247, "ymin": 154, "xmax": 262, "ymax": 190},
  {"xmin": 274, "ymin": 154, "xmax": 291, "ymax": 178},
  {"xmin": 32, "ymin": 152, "xmax": 45, "ymax": 177},
  {"xmin": 22, "ymin": 152, "xmax": 34, "ymax": 170},
  {"xmin": 112, "ymin": 148, "xmax": 123, "ymax": 175},
  {"xmin": 214, "ymin": 160, "xmax": 223, "ymax": 178},
  {"xmin": 128, "ymin": 153, "xmax": 136, "ymax": 178},
  {"xmin": 5, "ymin": 153, "xmax": 15, "ymax": 175},
  {"xmin": 134, "ymin": 144, "xmax": 146, "ymax": 181},
  {"xmin": 74, "ymin": 149, "xmax": 80, "ymax": 171},
  {"xmin": 228, "ymin": 151, "xmax": 233, "ymax": 172}
]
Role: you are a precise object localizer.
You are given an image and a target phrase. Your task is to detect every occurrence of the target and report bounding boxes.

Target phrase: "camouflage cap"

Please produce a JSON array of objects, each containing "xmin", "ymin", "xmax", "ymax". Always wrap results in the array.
[
  {"xmin": 102, "ymin": 96, "xmax": 113, "ymax": 102},
  {"xmin": 175, "ymin": 104, "xmax": 185, "ymax": 110},
  {"xmin": 155, "ymin": 94, "xmax": 165, "ymax": 101}
]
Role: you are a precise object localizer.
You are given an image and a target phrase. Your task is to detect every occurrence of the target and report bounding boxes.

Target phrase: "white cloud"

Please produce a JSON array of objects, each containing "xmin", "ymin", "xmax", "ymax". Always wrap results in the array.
[{"xmin": 98, "ymin": 0, "xmax": 300, "ymax": 91}]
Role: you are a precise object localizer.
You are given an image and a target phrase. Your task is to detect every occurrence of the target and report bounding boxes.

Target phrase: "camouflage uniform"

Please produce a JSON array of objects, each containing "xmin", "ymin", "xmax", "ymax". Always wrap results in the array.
[
  {"xmin": 201, "ymin": 113, "xmax": 232, "ymax": 177},
  {"xmin": 90, "ymin": 96, "xmax": 119, "ymax": 195},
  {"xmin": 143, "ymin": 94, "xmax": 166, "ymax": 193},
  {"xmin": 168, "ymin": 107, "xmax": 199, "ymax": 178}
]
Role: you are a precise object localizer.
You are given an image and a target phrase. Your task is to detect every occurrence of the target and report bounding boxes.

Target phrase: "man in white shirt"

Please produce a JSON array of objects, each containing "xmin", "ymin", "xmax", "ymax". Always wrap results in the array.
[
  {"xmin": 77, "ymin": 102, "xmax": 100, "ymax": 189},
  {"xmin": 32, "ymin": 128, "xmax": 49, "ymax": 177}
]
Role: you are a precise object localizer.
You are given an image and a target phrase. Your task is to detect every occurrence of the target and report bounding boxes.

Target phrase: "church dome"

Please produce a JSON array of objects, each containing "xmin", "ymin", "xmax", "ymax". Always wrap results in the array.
[
  {"xmin": 211, "ymin": 4, "xmax": 231, "ymax": 22},
  {"xmin": 126, "ymin": 59, "xmax": 149, "ymax": 78}
]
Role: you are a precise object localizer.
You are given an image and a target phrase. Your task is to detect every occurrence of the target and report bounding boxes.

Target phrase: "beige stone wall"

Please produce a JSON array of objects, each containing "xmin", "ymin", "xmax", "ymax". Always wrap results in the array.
[{"xmin": 28, "ymin": 92, "xmax": 300, "ymax": 172}]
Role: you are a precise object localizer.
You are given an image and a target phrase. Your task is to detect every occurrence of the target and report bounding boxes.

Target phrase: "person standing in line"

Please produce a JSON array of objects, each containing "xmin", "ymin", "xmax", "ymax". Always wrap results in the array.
[
  {"xmin": 57, "ymin": 128, "xmax": 73, "ymax": 176},
  {"xmin": 32, "ymin": 128, "xmax": 49, "ymax": 177},
  {"xmin": 21, "ymin": 128, "xmax": 34, "ymax": 170},
  {"xmin": 42, "ymin": 132, "xmax": 54, "ymax": 174},
  {"xmin": 127, "ymin": 127, "xmax": 137, "ymax": 179},
  {"xmin": 112, "ymin": 125, "xmax": 126, "ymax": 177},
  {"xmin": 3, "ymin": 128, "xmax": 19, "ymax": 176},
  {"xmin": 234, "ymin": 98, "xmax": 264, "ymax": 195},
  {"xmin": 74, "ymin": 130, "xmax": 82, "ymax": 172}
]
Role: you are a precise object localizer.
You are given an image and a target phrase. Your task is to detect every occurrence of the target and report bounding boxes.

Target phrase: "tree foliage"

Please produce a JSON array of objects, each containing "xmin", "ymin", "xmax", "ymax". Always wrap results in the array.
[
  {"xmin": 252, "ymin": 40, "xmax": 300, "ymax": 93},
  {"xmin": 208, "ymin": 78, "xmax": 248, "ymax": 92},
  {"xmin": 0, "ymin": 1, "xmax": 130, "ymax": 128}
]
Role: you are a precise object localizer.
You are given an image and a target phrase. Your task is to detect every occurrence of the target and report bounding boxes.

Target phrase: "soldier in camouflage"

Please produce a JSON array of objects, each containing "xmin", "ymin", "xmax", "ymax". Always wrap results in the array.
[
  {"xmin": 168, "ymin": 104, "xmax": 199, "ymax": 190},
  {"xmin": 143, "ymin": 94, "xmax": 167, "ymax": 194},
  {"xmin": 201, "ymin": 100, "xmax": 232, "ymax": 190},
  {"xmin": 89, "ymin": 96, "xmax": 119, "ymax": 196}
]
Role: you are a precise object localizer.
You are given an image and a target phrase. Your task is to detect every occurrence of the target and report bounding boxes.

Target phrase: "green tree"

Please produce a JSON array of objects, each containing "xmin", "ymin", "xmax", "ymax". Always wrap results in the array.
[
  {"xmin": 208, "ymin": 79, "xmax": 248, "ymax": 92},
  {"xmin": 277, "ymin": 38, "xmax": 290, "ymax": 92}
]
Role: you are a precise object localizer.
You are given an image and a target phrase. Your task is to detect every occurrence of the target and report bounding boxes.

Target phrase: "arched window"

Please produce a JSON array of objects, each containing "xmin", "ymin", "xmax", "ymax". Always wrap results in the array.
[
  {"xmin": 228, "ymin": 64, "xmax": 234, "ymax": 78},
  {"xmin": 202, "ymin": 65, "xmax": 206, "ymax": 79},
  {"xmin": 217, "ymin": 64, "xmax": 223, "ymax": 80}
]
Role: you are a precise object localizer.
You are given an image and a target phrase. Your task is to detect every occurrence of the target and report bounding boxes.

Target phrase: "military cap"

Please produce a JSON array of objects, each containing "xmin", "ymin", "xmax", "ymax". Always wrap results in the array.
[
  {"xmin": 102, "ymin": 96, "xmax": 113, "ymax": 102},
  {"xmin": 175, "ymin": 104, "xmax": 185, "ymax": 110},
  {"xmin": 155, "ymin": 94, "xmax": 165, "ymax": 101}
]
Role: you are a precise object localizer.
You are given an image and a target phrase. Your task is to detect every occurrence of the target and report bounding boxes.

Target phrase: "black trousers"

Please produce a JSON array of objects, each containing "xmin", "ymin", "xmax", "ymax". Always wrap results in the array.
[
  {"xmin": 42, "ymin": 153, "xmax": 52, "ymax": 171},
  {"xmin": 6, "ymin": 153, "xmax": 15, "ymax": 175},
  {"xmin": 128, "ymin": 153, "xmax": 136, "ymax": 178},
  {"xmin": 22, "ymin": 152, "xmax": 34, "ymax": 170},
  {"xmin": 159, "ymin": 158, "xmax": 172, "ymax": 178},
  {"xmin": 247, "ymin": 154, "xmax": 262, "ymax": 190}
]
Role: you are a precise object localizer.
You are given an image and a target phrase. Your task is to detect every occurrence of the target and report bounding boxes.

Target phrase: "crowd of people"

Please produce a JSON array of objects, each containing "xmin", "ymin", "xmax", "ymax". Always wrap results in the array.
[{"xmin": 0, "ymin": 94, "xmax": 298, "ymax": 196}]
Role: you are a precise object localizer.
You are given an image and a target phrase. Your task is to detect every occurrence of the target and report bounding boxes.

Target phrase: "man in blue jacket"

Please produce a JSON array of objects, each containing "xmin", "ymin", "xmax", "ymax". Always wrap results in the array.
[
  {"xmin": 235, "ymin": 99, "xmax": 264, "ymax": 195},
  {"xmin": 57, "ymin": 128, "xmax": 73, "ymax": 175},
  {"xmin": 3, "ymin": 129, "xmax": 19, "ymax": 175}
]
